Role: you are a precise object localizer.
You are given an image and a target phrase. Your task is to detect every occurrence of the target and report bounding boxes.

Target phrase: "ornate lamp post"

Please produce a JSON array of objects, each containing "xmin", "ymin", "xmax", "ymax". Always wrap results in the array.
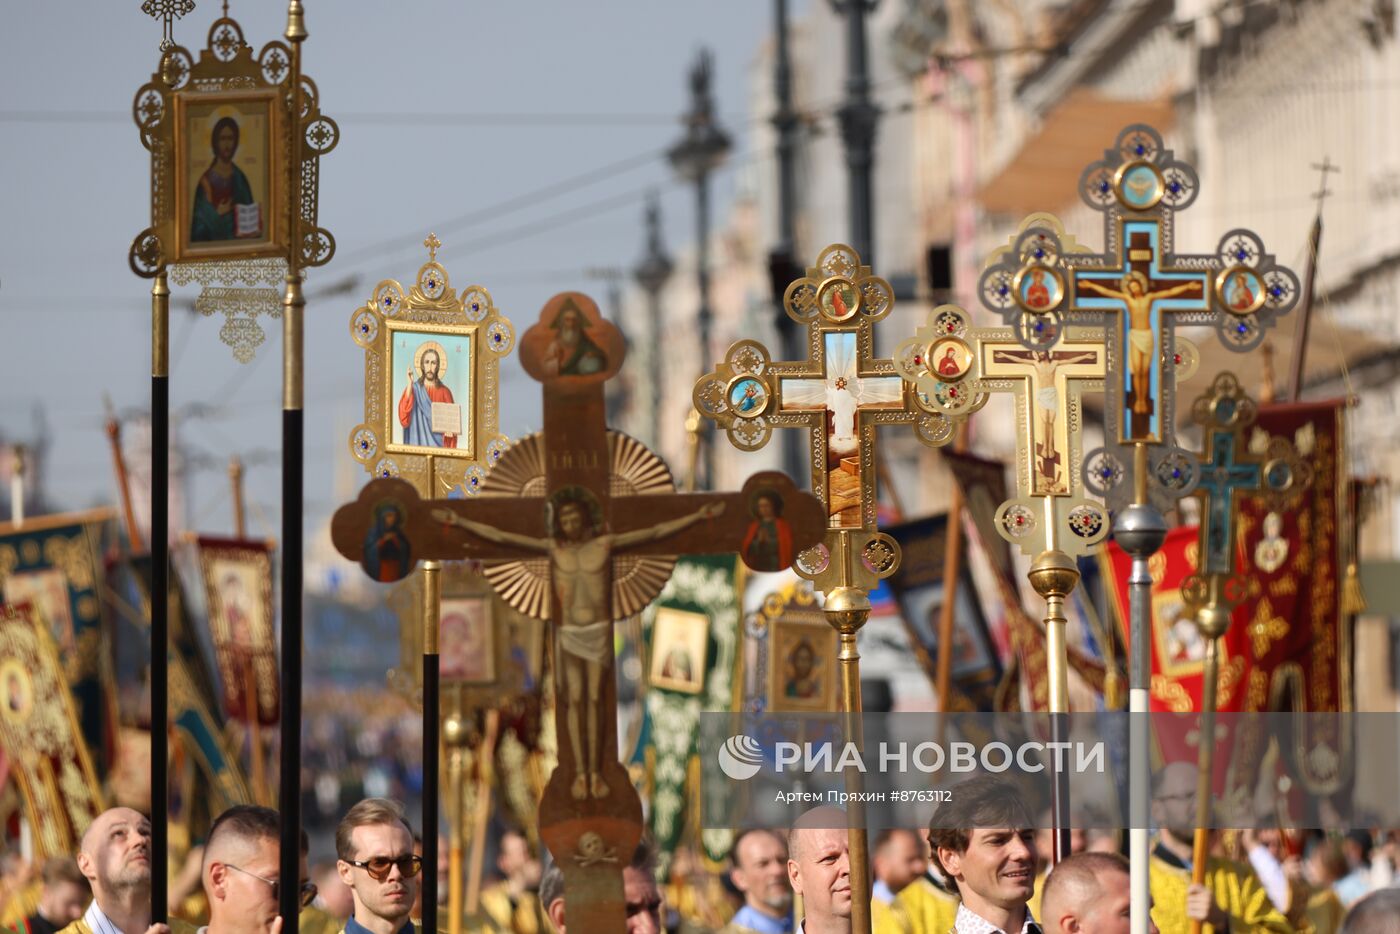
[
  {"xmin": 633, "ymin": 194, "xmax": 674, "ymax": 450},
  {"xmin": 668, "ymin": 49, "xmax": 731, "ymax": 488},
  {"xmin": 831, "ymin": 0, "xmax": 881, "ymax": 263}
]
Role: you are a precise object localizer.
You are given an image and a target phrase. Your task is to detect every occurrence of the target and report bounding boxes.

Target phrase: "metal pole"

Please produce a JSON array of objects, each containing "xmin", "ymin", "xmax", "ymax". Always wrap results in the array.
[
  {"xmin": 834, "ymin": 0, "xmax": 880, "ymax": 263},
  {"xmin": 279, "ymin": 3, "xmax": 306, "ymax": 929},
  {"xmin": 826, "ymin": 533, "xmax": 872, "ymax": 934},
  {"xmin": 696, "ymin": 170, "xmax": 714, "ymax": 488},
  {"xmin": 150, "ymin": 269, "xmax": 170, "ymax": 925},
  {"xmin": 422, "ymin": 557, "xmax": 441, "ymax": 934},
  {"xmin": 1188, "ymin": 575, "xmax": 1231, "ymax": 934},
  {"xmin": 1028, "ymin": 528, "xmax": 1079, "ymax": 865},
  {"xmin": 772, "ymin": 0, "xmax": 806, "ymax": 487},
  {"xmin": 1118, "ymin": 446, "xmax": 1166, "ymax": 934}
]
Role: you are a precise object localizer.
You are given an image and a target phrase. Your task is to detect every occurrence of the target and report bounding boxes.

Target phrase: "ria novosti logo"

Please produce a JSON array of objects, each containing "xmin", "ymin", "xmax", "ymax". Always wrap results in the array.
[{"xmin": 717, "ymin": 735, "xmax": 764, "ymax": 780}]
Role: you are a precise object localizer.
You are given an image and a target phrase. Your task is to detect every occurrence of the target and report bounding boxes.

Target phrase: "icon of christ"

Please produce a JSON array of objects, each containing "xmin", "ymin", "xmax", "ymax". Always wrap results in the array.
[{"xmin": 399, "ymin": 341, "xmax": 457, "ymax": 448}]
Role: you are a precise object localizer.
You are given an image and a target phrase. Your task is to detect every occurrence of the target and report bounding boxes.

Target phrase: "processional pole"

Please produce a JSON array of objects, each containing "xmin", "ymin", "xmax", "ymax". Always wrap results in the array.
[
  {"xmin": 696, "ymin": 244, "xmax": 947, "ymax": 934},
  {"xmin": 152, "ymin": 260, "xmax": 172, "ymax": 927},
  {"xmin": 278, "ymin": 1, "xmax": 307, "ymax": 928},
  {"xmin": 1179, "ymin": 374, "xmax": 1309, "ymax": 934}
]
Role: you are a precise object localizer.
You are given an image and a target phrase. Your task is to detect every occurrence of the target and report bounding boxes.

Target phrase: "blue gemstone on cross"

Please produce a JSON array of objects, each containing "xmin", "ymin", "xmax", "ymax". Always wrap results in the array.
[
  {"xmin": 1271, "ymin": 285, "xmax": 1282, "ymax": 298},
  {"xmin": 1168, "ymin": 181, "xmax": 1180, "ymax": 193},
  {"xmin": 1237, "ymin": 323, "xmax": 1248, "ymax": 334},
  {"xmin": 472, "ymin": 302, "xmax": 480, "ymax": 311},
  {"xmin": 1100, "ymin": 181, "xmax": 1111, "ymax": 193},
  {"xmin": 1236, "ymin": 249, "xmax": 1247, "ymax": 261},
  {"xmin": 1135, "ymin": 144, "xmax": 1146, "ymax": 155}
]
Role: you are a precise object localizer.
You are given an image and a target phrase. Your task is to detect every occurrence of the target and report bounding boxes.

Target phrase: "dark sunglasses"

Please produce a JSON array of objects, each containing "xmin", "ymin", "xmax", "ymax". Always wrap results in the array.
[
  {"xmin": 224, "ymin": 863, "xmax": 318, "ymax": 908},
  {"xmin": 344, "ymin": 854, "xmax": 424, "ymax": 881}
]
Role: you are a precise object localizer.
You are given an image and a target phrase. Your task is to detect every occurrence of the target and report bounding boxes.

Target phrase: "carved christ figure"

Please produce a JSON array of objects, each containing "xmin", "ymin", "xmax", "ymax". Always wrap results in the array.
[
  {"xmin": 1077, "ymin": 273, "xmax": 1201, "ymax": 418},
  {"xmin": 432, "ymin": 494, "xmax": 725, "ymax": 800},
  {"xmin": 991, "ymin": 348, "xmax": 1101, "ymax": 493}
]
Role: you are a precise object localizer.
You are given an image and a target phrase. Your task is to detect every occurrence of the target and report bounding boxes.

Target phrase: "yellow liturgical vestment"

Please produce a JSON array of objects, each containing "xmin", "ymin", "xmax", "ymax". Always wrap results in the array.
[{"xmin": 1148, "ymin": 846, "xmax": 1293, "ymax": 934}]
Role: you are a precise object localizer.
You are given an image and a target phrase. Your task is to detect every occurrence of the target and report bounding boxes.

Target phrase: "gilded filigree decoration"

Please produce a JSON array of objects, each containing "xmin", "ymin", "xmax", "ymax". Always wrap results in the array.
[
  {"xmin": 349, "ymin": 235, "xmax": 513, "ymax": 500},
  {"xmin": 130, "ymin": 9, "xmax": 337, "ymax": 281},
  {"xmin": 693, "ymin": 244, "xmax": 940, "ymax": 590}
]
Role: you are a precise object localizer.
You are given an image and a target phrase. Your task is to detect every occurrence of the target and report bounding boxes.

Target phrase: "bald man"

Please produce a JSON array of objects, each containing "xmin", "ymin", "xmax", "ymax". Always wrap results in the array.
[
  {"xmin": 1041, "ymin": 852, "xmax": 1154, "ymax": 934},
  {"xmin": 59, "ymin": 808, "xmax": 192, "ymax": 934},
  {"xmin": 1148, "ymin": 763, "xmax": 1288, "ymax": 934},
  {"xmin": 786, "ymin": 807, "xmax": 852, "ymax": 934}
]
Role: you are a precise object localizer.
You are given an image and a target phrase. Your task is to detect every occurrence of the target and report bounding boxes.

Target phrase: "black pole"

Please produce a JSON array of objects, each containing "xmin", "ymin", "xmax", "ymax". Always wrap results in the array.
[
  {"xmin": 150, "ymin": 273, "xmax": 169, "ymax": 924},
  {"xmin": 422, "ymin": 658, "xmax": 440, "ymax": 930},
  {"xmin": 834, "ymin": 0, "xmax": 880, "ymax": 264},
  {"xmin": 771, "ymin": 0, "xmax": 807, "ymax": 488},
  {"xmin": 280, "ymin": 3, "xmax": 307, "ymax": 927}
]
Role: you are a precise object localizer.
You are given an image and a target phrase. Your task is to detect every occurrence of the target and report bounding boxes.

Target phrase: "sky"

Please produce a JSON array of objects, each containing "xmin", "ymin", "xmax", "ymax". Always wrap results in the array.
[{"xmin": 0, "ymin": 0, "xmax": 782, "ymax": 542}]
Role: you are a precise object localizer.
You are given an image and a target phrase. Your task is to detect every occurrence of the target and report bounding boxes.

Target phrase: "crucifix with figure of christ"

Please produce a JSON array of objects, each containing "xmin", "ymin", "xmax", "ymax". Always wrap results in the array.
[
  {"xmin": 331, "ymin": 292, "xmax": 825, "ymax": 931},
  {"xmin": 1072, "ymin": 224, "xmax": 1207, "ymax": 441}
]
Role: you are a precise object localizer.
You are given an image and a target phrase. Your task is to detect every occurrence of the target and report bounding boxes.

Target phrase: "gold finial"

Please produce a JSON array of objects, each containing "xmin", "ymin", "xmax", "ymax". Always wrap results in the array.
[{"xmin": 424, "ymin": 232, "xmax": 442, "ymax": 264}]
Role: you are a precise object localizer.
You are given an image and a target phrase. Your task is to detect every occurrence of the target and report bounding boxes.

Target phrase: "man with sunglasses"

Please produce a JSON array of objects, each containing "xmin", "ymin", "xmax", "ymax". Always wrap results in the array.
[
  {"xmin": 334, "ymin": 800, "xmax": 421, "ymax": 934},
  {"xmin": 200, "ymin": 806, "xmax": 318, "ymax": 934}
]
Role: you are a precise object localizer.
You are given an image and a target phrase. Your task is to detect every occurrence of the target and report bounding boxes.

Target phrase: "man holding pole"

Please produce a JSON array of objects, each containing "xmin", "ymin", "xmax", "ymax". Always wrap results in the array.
[{"xmin": 1147, "ymin": 764, "xmax": 1289, "ymax": 933}]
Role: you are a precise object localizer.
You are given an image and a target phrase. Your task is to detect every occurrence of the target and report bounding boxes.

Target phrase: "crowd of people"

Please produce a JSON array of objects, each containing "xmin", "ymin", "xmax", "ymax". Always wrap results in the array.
[{"xmin": 1, "ymin": 771, "xmax": 1398, "ymax": 934}]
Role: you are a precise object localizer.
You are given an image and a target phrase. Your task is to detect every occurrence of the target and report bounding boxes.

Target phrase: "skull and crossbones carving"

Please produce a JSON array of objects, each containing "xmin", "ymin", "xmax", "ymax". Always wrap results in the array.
[{"xmin": 572, "ymin": 831, "xmax": 618, "ymax": 867}]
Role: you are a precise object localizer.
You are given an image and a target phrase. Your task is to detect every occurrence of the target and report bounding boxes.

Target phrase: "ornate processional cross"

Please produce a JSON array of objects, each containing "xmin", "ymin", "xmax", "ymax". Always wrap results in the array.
[
  {"xmin": 1181, "ymin": 372, "xmax": 1311, "ymax": 612},
  {"xmin": 692, "ymin": 244, "xmax": 947, "ymax": 593},
  {"xmin": 332, "ymin": 294, "xmax": 824, "ymax": 931},
  {"xmin": 976, "ymin": 128, "xmax": 1301, "ymax": 512}
]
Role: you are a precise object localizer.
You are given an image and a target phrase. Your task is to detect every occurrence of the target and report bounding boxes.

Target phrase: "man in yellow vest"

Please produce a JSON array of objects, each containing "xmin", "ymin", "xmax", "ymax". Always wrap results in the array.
[
  {"xmin": 871, "ymin": 830, "xmax": 925, "ymax": 934},
  {"xmin": 58, "ymin": 808, "xmax": 196, "ymax": 934},
  {"xmin": 1147, "ymin": 764, "xmax": 1290, "ymax": 934}
]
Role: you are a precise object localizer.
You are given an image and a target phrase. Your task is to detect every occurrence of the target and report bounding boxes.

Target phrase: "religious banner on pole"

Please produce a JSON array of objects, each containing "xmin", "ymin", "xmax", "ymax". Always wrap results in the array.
[
  {"xmin": 194, "ymin": 537, "xmax": 278, "ymax": 725},
  {"xmin": 129, "ymin": 6, "xmax": 338, "ymax": 360},
  {"xmin": 632, "ymin": 555, "xmax": 742, "ymax": 882},
  {"xmin": 883, "ymin": 515, "xmax": 1001, "ymax": 709},
  {"xmin": 1100, "ymin": 402, "xmax": 1352, "ymax": 801},
  {"xmin": 0, "ymin": 511, "xmax": 117, "ymax": 769},
  {"xmin": 0, "ymin": 603, "xmax": 104, "ymax": 859}
]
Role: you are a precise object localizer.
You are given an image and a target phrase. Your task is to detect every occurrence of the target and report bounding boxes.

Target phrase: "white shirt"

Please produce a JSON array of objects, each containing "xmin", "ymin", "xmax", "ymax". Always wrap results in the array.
[
  {"xmin": 1246, "ymin": 844, "xmax": 1291, "ymax": 913},
  {"xmin": 954, "ymin": 902, "xmax": 1041, "ymax": 934},
  {"xmin": 83, "ymin": 900, "xmax": 133, "ymax": 934}
]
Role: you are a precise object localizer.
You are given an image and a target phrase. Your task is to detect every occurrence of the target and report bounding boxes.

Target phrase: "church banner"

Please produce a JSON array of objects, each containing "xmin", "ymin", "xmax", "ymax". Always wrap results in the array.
[
  {"xmin": 0, "ymin": 603, "xmax": 103, "ymax": 858},
  {"xmin": 0, "ymin": 510, "xmax": 117, "ymax": 769},
  {"xmin": 194, "ymin": 537, "xmax": 278, "ymax": 725},
  {"xmin": 633, "ymin": 555, "xmax": 742, "ymax": 878},
  {"xmin": 1102, "ymin": 403, "xmax": 1352, "ymax": 797}
]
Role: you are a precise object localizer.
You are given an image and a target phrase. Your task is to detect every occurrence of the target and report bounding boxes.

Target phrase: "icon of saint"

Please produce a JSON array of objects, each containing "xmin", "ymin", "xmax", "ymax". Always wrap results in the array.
[{"xmin": 191, "ymin": 116, "xmax": 260, "ymax": 242}]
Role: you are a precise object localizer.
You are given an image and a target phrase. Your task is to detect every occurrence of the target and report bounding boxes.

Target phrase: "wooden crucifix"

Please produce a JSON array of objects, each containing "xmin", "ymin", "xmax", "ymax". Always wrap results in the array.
[{"xmin": 332, "ymin": 293, "xmax": 825, "ymax": 931}]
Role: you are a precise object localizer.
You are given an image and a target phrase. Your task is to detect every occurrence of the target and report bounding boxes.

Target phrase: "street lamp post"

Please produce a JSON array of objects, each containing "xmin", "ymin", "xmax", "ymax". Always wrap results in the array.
[
  {"xmin": 633, "ymin": 194, "xmax": 674, "ymax": 451},
  {"xmin": 770, "ymin": 0, "xmax": 808, "ymax": 487},
  {"xmin": 668, "ymin": 49, "xmax": 731, "ymax": 489},
  {"xmin": 831, "ymin": 0, "xmax": 881, "ymax": 263}
]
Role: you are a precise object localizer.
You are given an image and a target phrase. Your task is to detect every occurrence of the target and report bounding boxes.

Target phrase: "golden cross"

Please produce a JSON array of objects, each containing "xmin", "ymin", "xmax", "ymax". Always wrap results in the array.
[
  {"xmin": 424, "ymin": 232, "xmax": 442, "ymax": 264},
  {"xmin": 897, "ymin": 306, "xmax": 1111, "ymax": 560},
  {"xmin": 693, "ymin": 244, "xmax": 946, "ymax": 592}
]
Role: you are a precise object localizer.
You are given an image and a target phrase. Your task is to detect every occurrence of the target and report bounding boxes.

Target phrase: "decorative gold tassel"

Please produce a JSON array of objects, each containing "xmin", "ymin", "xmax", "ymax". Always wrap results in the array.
[
  {"xmin": 1342, "ymin": 560, "xmax": 1367, "ymax": 614},
  {"xmin": 1104, "ymin": 668, "xmax": 1124, "ymax": 710}
]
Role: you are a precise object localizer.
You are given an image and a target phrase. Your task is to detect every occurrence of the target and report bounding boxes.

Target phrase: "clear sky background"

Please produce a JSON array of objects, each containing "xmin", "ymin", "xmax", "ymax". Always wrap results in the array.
[{"xmin": 0, "ymin": 1, "xmax": 782, "ymax": 541}]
